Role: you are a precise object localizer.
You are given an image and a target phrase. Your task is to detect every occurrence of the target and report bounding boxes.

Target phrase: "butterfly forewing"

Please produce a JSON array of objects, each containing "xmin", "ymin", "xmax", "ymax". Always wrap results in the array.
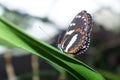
[{"xmin": 58, "ymin": 10, "xmax": 93, "ymax": 55}]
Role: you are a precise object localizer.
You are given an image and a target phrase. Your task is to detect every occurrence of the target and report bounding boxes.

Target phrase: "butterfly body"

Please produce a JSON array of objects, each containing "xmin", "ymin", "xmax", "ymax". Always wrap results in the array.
[{"xmin": 58, "ymin": 10, "xmax": 93, "ymax": 55}]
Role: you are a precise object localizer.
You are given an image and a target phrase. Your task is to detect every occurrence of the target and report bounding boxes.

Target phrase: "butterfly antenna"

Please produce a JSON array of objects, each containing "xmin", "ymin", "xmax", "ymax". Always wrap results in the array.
[{"xmin": 38, "ymin": 26, "xmax": 52, "ymax": 40}]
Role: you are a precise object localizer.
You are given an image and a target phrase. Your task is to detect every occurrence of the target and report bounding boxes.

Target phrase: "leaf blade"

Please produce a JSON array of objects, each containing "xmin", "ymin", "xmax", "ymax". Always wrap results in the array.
[{"xmin": 0, "ymin": 17, "xmax": 104, "ymax": 80}]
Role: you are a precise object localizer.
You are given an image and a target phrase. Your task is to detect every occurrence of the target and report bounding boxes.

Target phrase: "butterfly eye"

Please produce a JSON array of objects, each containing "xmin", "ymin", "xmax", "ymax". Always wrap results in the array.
[{"xmin": 58, "ymin": 10, "xmax": 93, "ymax": 55}]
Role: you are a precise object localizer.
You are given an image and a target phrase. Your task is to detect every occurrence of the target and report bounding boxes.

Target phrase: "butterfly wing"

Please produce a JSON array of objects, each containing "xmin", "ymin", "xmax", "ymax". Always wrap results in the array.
[{"xmin": 58, "ymin": 10, "xmax": 93, "ymax": 55}]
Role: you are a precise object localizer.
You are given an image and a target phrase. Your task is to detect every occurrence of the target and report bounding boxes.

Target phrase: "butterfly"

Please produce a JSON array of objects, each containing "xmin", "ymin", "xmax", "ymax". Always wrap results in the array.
[{"xmin": 58, "ymin": 10, "xmax": 93, "ymax": 55}]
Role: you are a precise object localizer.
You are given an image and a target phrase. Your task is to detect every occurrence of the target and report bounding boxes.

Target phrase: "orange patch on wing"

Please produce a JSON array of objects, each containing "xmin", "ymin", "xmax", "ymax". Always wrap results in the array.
[
  {"xmin": 68, "ymin": 28, "xmax": 86, "ymax": 54},
  {"xmin": 59, "ymin": 40, "xmax": 63, "ymax": 48},
  {"xmin": 75, "ymin": 28, "xmax": 82, "ymax": 32}
]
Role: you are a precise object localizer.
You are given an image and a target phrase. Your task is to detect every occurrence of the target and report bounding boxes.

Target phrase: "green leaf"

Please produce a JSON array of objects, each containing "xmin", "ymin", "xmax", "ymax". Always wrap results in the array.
[
  {"xmin": 98, "ymin": 69, "xmax": 120, "ymax": 80},
  {"xmin": 0, "ymin": 38, "xmax": 16, "ymax": 48},
  {"xmin": 0, "ymin": 17, "xmax": 105, "ymax": 80}
]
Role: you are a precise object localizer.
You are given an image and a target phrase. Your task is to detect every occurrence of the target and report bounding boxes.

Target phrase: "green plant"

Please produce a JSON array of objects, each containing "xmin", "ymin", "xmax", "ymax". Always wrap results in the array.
[{"xmin": 0, "ymin": 17, "xmax": 104, "ymax": 80}]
